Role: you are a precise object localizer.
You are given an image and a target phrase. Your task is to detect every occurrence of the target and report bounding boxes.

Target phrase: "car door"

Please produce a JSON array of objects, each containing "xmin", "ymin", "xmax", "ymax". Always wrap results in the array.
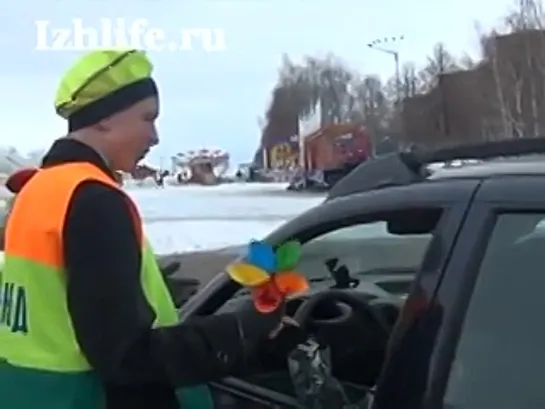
[
  {"xmin": 187, "ymin": 180, "xmax": 481, "ymax": 409},
  {"xmin": 383, "ymin": 176, "xmax": 545, "ymax": 409}
]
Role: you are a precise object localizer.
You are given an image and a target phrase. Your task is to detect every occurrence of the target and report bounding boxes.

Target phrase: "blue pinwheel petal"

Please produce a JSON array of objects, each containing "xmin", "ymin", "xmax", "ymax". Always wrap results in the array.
[{"xmin": 246, "ymin": 240, "xmax": 276, "ymax": 272}]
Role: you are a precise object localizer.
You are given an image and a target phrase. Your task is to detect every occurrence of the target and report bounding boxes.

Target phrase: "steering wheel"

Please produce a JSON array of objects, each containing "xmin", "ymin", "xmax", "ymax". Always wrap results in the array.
[
  {"xmin": 291, "ymin": 289, "xmax": 392, "ymax": 337},
  {"xmin": 282, "ymin": 290, "xmax": 390, "ymax": 403}
]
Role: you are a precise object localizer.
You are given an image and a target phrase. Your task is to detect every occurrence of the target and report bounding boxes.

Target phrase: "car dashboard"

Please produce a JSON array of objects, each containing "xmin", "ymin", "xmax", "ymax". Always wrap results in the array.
[{"xmin": 210, "ymin": 267, "xmax": 413, "ymax": 408}]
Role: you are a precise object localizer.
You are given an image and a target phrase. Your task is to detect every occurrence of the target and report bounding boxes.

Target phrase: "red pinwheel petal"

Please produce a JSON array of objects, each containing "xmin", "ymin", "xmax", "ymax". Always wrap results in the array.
[{"xmin": 251, "ymin": 282, "xmax": 283, "ymax": 313}]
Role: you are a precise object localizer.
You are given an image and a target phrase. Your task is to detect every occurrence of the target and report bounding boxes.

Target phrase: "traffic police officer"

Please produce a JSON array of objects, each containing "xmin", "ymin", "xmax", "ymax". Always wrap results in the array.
[{"xmin": 0, "ymin": 50, "xmax": 298, "ymax": 409}]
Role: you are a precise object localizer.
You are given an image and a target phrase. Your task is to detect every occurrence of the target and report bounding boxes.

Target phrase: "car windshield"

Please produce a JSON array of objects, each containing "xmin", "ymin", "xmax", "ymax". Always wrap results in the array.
[
  {"xmin": 295, "ymin": 221, "xmax": 432, "ymax": 282},
  {"xmin": 226, "ymin": 217, "xmax": 434, "ymax": 305}
]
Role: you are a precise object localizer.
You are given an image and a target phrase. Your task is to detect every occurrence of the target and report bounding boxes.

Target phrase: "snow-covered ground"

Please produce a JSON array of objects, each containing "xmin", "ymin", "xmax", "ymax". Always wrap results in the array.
[
  {"xmin": 127, "ymin": 183, "xmax": 323, "ymax": 254},
  {"xmin": 0, "ymin": 182, "xmax": 323, "ymax": 254}
]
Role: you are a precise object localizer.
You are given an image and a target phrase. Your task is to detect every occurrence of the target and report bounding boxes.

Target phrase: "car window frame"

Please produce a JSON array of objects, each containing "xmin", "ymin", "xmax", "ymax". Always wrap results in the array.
[
  {"xmin": 422, "ymin": 175, "xmax": 545, "ymax": 408},
  {"xmin": 182, "ymin": 180, "xmax": 480, "ymax": 318},
  {"xmin": 212, "ymin": 205, "xmax": 462, "ymax": 408},
  {"xmin": 184, "ymin": 180, "xmax": 481, "ymax": 407},
  {"xmin": 217, "ymin": 208, "xmax": 444, "ymax": 310},
  {"xmin": 283, "ymin": 213, "xmax": 436, "ymax": 281}
]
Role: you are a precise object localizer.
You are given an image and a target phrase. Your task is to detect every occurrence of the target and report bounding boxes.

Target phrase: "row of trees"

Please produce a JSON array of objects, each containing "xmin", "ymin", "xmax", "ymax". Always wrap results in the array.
[{"xmin": 259, "ymin": 0, "xmax": 545, "ymax": 151}]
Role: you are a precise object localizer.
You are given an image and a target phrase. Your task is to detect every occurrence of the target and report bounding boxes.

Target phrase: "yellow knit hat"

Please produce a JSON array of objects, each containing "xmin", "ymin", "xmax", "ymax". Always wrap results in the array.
[{"xmin": 54, "ymin": 49, "xmax": 157, "ymax": 130}]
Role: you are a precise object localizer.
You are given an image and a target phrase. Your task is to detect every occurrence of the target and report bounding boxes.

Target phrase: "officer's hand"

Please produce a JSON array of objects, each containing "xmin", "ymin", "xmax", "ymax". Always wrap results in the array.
[
  {"xmin": 238, "ymin": 300, "xmax": 308, "ymax": 355},
  {"xmin": 237, "ymin": 299, "xmax": 285, "ymax": 344},
  {"xmin": 258, "ymin": 317, "xmax": 309, "ymax": 367},
  {"xmin": 268, "ymin": 316, "xmax": 300, "ymax": 338}
]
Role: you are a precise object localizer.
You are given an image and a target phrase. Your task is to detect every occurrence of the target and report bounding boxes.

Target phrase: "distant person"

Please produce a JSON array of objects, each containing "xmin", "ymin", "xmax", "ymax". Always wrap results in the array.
[
  {"xmin": 176, "ymin": 172, "xmax": 184, "ymax": 184},
  {"xmin": 156, "ymin": 171, "xmax": 165, "ymax": 187},
  {"xmin": 0, "ymin": 50, "xmax": 303, "ymax": 409},
  {"xmin": 248, "ymin": 166, "xmax": 257, "ymax": 181}
]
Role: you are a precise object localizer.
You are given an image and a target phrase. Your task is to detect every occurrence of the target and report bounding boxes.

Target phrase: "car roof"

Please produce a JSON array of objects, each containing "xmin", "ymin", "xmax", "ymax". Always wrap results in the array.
[
  {"xmin": 428, "ymin": 156, "xmax": 545, "ymax": 180},
  {"xmin": 327, "ymin": 139, "xmax": 545, "ymax": 201}
]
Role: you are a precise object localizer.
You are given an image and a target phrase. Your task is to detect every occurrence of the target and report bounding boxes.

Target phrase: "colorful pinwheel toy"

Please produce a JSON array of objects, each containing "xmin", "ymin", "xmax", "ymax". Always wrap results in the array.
[{"xmin": 226, "ymin": 240, "xmax": 309, "ymax": 313}]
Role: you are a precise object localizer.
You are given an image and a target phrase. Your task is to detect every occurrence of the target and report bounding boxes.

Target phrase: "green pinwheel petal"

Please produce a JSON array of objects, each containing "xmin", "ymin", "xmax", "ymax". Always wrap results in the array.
[{"xmin": 275, "ymin": 240, "xmax": 301, "ymax": 271}]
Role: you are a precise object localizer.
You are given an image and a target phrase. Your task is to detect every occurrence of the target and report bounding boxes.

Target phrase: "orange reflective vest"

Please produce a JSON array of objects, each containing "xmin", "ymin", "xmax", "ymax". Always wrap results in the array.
[{"xmin": 0, "ymin": 162, "xmax": 212, "ymax": 409}]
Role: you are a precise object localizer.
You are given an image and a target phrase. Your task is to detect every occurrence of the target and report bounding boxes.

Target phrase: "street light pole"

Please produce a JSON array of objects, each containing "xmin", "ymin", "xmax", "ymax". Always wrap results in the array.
[
  {"xmin": 394, "ymin": 52, "xmax": 400, "ymax": 107},
  {"xmin": 367, "ymin": 36, "xmax": 404, "ymax": 107}
]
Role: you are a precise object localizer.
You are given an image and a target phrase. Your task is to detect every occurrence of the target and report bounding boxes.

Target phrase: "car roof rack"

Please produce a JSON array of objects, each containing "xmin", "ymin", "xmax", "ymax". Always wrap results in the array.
[{"xmin": 327, "ymin": 137, "xmax": 545, "ymax": 201}]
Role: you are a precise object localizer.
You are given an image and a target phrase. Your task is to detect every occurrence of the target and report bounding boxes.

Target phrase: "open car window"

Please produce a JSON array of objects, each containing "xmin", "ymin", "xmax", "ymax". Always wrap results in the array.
[
  {"xmin": 221, "ymin": 208, "xmax": 441, "ymax": 309},
  {"xmin": 214, "ymin": 206, "xmax": 443, "ymax": 405}
]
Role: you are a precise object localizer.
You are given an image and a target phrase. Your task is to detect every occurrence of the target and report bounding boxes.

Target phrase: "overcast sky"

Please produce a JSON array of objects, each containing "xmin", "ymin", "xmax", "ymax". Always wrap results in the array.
[{"xmin": 0, "ymin": 0, "xmax": 515, "ymax": 166}]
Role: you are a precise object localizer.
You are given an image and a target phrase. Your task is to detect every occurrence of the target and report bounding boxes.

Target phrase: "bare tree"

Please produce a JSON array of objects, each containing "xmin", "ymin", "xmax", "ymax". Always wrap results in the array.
[
  {"xmin": 459, "ymin": 53, "xmax": 477, "ymax": 69},
  {"xmin": 479, "ymin": 0, "xmax": 545, "ymax": 139},
  {"xmin": 276, "ymin": 54, "xmax": 356, "ymax": 124},
  {"xmin": 350, "ymin": 75, "xmax": 389, "ymax": 135},
  {"xmin": 400, "ymin": 63, "xmax": 421, "ymax": 99},
  {"xmin": 254, "ymin": 3, "xmax": 545, "ymax": 162},
  {"xmin": 419, "ymin": 43, "xmax": 459, "ymax": 92},
  {"xmin": 516, "ymin": 0, "xmax": 545, "ymax": 137},
  {"xmin": 503, "ymin": 0, "xmax": 544, "ymax": 31},
  {"xmin": 259, "ymin": 54, "xmax": 358, "ymax": 156},
  {"xmin": 505, "ymin": 0, "xmax": 545, "ymax": 136}
]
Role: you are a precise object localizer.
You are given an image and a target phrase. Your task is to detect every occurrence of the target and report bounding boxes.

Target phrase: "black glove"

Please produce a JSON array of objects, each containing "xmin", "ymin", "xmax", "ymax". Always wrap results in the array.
[
  {"xmin": 258, "ymin": 322, "xmax": 309, "ymax": 368},
  {"xmin": 236, "ymin": 299, "xmax": 284, "ymax": 346},
  {"xmin": 235, "ymin": 300, "xmax": 316, "ymax": 373}
]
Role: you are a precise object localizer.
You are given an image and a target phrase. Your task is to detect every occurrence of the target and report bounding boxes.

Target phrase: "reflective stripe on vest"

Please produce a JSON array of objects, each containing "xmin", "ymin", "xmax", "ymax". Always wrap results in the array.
[{"xmin": 0, "ymin": 162, "xmax": 178, "ymax": 372}]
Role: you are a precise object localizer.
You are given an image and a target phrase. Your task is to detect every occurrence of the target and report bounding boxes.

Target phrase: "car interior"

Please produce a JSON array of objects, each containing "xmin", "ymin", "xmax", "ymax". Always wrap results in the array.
[{"xmin": 207, "ymin": 209, "xmax": 442, "ymax": 406}]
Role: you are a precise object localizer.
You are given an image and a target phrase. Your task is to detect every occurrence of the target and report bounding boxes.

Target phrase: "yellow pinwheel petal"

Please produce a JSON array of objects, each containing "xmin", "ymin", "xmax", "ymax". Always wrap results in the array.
[{"xmin": 226, "ymin": 262, "xmax": 270, "ymax": 287}]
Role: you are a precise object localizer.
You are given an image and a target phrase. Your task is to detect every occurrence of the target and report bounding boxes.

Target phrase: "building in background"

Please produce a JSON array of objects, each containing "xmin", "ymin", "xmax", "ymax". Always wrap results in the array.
[
  {"xmin": 401, "ymin": 29, "xmax": 545, "ymax": 144},
  {"xmin": 302, "ymin": 123, "xmax": 371, "ymax": 170},
  {"xmin": 261, "ymin": 134, "xmax": 299, "ymax": 171}
]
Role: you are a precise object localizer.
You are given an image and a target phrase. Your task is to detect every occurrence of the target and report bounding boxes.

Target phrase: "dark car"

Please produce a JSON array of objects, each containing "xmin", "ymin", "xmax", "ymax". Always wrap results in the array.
[{"xmin": 177, "ymin": 138, "xmax": 545, "ymax": 408}]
